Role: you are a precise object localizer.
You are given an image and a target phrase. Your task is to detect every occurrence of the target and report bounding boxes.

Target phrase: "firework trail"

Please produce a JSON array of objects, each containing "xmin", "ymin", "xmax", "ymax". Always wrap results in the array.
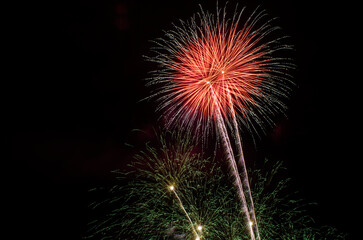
[
  {"xmin": 227, "ymin": 87, "xmax": 260, "ymax": 239},
  {"xmin": 210, "ymin": 84, "xmax": 255, "ymax": 239},
  {"xmin": 169, "ymin": 185, "xmax": 200, "ymax": 239},
  {"xmin": 146, "ymin": 3, "xmax": 294, "ymax": 239}
]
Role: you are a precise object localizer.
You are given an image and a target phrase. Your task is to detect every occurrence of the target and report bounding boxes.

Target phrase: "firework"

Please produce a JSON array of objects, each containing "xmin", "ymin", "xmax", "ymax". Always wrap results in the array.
[
  {"xmin": 169, "ymin": 185, "xmax": 200, "ymax": 239},
  {"xmin": 86, "ymin": 131, "xmax": 248, "ymax": 239},
  {"xmin": 146, "ymin": 4, "xmax": 294, "ymax": 138},
  {"xmin": 146, "ymin": 3, "xmax": 294, "ymax": 239},
  {"xmin": 85, "ymin": 134, "xmax": 346, "ymax": 239}
]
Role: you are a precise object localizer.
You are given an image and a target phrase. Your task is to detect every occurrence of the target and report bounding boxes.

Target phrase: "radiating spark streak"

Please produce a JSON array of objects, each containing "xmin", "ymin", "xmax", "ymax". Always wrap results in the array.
[
  {"xmin": 210, "ymin": 86, "xmax": 255, "ymax": 240},
  {"xmin": 227, "ymin": 87, "xmax": 261, "ymax": 240},
  {"xmin": 170, "ymin": 186, "xmax": 200, "ymax": 239},
  {"xmin": 216, "ymin": 115, "xmax": 255, "ymax": 240}
]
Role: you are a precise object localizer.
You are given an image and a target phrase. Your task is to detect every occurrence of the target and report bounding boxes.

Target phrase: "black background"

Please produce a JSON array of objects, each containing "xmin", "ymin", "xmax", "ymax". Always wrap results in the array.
[{"xmin": 10, "ymin": 0, "xmax": 359, "ymax": 239}]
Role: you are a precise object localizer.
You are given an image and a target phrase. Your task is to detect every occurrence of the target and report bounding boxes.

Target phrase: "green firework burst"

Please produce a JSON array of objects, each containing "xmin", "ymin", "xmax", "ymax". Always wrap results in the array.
[{"xmin": 85, "ymin": 132, "xmax": 345, "ymax": 239}]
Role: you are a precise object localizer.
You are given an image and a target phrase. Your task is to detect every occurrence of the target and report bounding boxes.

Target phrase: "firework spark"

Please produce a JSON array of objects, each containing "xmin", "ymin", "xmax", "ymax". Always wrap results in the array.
[
  {"xmin": 169, "ymin": 185, "xmax": 200, "ymax": 239},
  {"xmin": 146, "ymin": 3, "xmax": 294, "ymax": 239},
  {"xmin": 214, "ymin": 100, "xmax": 255, "ymax": 239}
]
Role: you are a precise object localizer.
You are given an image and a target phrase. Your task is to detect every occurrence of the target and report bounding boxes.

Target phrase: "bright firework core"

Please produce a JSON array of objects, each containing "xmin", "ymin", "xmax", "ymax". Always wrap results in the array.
[{"xmin": 169, "ymin": 20, "xmax": 270, "ymax": 123}]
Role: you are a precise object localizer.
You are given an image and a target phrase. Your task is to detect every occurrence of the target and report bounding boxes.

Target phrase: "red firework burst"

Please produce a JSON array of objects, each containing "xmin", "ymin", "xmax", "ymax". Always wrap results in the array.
[
  {"xmin": 147, "ymin": 5, "xmax": 293, "ymax": 136},
  {"xmin": 172, "ymin": 23, "xmax": 267, "ymax": 120}
]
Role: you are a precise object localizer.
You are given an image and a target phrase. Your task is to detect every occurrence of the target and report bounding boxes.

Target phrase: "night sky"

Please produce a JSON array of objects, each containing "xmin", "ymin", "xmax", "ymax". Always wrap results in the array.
[{"xmin": 11, "ymin": 0, "xmax": 358, "ymax": 239}]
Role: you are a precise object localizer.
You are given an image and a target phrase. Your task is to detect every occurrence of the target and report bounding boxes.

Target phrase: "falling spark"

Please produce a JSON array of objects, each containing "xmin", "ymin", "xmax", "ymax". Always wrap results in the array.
[
  {"xmin": 211, "ymin": 86, "xmax": 255, "ymax": 239},
  {"xmin": 170, "ymin": 185, "xmax": 200, "ymax": 239},
  {"xmin": 227, "ymin": 86, "xmax": 261, "ymax": 240}
]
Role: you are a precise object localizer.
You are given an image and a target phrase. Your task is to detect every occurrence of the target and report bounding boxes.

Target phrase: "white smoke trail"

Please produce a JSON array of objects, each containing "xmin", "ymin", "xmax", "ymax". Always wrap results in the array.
[
  {"xmin": 210, "ymin": 85, "xmax": 256, "ymax": 240},
  {"xmin": 227, "ymin": 89, "xmax": 261, "ymax": 240}
]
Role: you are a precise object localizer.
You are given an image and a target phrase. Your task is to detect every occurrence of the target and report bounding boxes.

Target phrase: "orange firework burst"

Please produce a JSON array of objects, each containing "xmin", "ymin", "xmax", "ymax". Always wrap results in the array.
[
  {"xmin": 146, "ymin": 4, "xmax": 294, "ymax": 137},
  {"xmin": 171, "ymin": 24, "xmax": 266, "ymax": 121}
]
